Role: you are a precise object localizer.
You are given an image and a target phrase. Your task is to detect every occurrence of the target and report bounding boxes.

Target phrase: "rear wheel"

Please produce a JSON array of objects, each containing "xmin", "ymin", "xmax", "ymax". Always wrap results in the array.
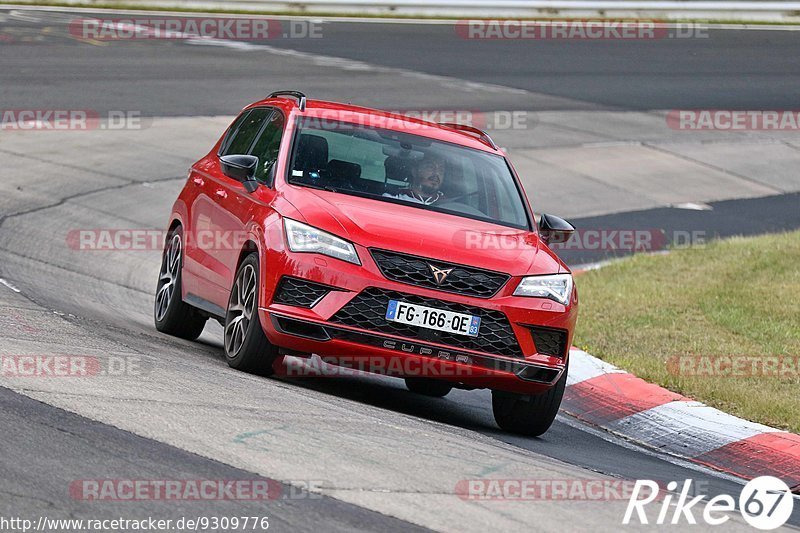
[
  {"xmin": 154, "ymin": 227, "xmax": 207, "ymax": 340},
  {"xmin": 404, "ymin": 377, "xmax": 453, "ymax": 397},
  {"xmin": 224, "ymin": 253, "xmax": 278, "ymax": 376},
  {"xmin": 491, "ymin": 363, "xmax": 567, "ymax": 437}
]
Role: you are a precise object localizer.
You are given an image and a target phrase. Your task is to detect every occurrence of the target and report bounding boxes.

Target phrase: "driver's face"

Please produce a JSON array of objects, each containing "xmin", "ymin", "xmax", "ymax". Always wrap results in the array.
[{"xmin": 414, "ymin": 160, "xmax": 445, "ymax": 195}]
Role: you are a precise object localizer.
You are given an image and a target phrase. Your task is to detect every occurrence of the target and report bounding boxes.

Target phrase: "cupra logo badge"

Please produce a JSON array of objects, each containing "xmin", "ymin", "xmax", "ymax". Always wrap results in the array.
[{"xmin": 429, "ymin": 264, "xmax": 454, "ymax": 285}]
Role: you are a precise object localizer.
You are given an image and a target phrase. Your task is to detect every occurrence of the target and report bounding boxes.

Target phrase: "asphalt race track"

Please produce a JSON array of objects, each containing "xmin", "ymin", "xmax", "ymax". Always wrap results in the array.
[
  {"xmin": 4, "ymin": 11, "xmax": 800, "ymax": 114},
  {"xmin": 1, "ymin": 7, "xmax": 799, "ymax": 531}
]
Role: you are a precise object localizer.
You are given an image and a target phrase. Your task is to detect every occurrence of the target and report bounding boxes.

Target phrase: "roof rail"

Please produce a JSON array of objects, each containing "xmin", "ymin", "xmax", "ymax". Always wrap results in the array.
[
  {"xmin": 267, "ymin": 90, "xmax": 307, "ymax": 111},
  {"xmin": 438, "ymin": 122, "xmax": 498, "ymax": 150}
]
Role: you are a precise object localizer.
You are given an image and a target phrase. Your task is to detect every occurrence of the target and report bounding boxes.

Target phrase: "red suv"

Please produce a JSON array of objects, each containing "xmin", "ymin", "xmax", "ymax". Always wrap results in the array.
[{"xmin": 155, "ymin": 91, "xmax": 577, "ymax": 436}]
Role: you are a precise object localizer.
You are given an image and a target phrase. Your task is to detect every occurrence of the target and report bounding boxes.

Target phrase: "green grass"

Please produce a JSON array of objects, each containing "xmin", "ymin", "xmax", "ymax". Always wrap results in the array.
[{"xmin": 574, "ymin": 231, "xmax": 800, "ymax": 432}]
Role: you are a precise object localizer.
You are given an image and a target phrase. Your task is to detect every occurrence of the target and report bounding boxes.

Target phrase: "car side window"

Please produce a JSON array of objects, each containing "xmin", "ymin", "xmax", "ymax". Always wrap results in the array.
[
  {"xmin": 218, "ymin": 110, "xmax": 251, "ymax": 155},
  {"xmin": 220, "ymin": 108, "xmax": 272, "ymax": 157},
  {"xmin": 249, "ymin": 111, "xmax": 285, "ymax": 184}
]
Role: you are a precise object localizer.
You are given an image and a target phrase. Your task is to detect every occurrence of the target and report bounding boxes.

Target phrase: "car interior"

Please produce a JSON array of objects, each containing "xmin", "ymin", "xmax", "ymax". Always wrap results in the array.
[
  {"xmin": 291, "ymin": 132, "xmax": 471, "ymax": 198},
  {"xmin": 286, "ymin": 126, "xmax": 529, "ymax": 230}
]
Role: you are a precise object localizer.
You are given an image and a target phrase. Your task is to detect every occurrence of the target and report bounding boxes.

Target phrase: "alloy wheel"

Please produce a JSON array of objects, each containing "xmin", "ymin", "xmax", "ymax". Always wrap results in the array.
[
  {"xmin": 225, "ymin": 263, "xmax": 257, "ymax": 357},
  {"xmin": 155, "ymin": 233, "xmax": 181, "ymax": 322}
]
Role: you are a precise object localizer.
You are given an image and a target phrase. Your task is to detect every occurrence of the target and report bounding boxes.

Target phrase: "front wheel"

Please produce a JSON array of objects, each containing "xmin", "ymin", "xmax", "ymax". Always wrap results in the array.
[
  {"xmin": 154, "ymin": 227, "xmax": 207, "ymax": 340},
  {"xmin": 224, "ymin": 253, "xmax": 278, "ymax": 376},
  {"xmin": 404, "ymin": 377, "xmax": 453, "ymax": 397},
  {"xmin": 492, "ymin": 363, "xmax": 567, "ymax": 437}
]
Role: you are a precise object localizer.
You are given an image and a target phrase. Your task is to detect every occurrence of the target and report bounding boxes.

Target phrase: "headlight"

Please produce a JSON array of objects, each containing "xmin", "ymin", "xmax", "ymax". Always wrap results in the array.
[
  {"xmin": 284, "ymin": 218, "xmax": 360, "ymax": 265},
  {"xmin": 513, "ymin": 273, "xmax": 573, "ymax": 305}
]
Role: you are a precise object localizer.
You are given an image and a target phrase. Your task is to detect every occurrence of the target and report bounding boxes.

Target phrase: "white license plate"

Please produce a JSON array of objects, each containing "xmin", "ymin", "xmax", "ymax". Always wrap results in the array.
[{"xmin": 385, "ymin": 300, "xmax": 481, "ymax": 337}]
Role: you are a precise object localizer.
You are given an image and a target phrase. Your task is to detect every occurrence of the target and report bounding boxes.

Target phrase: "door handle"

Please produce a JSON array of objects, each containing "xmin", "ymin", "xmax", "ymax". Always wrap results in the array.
[
  {"xmin": 214, "ymin": 189, "xmax": 228, "ymax": 199},
  {"xmin": 192, "ymin": 177, "xmax": 204, "ymax": 186}
]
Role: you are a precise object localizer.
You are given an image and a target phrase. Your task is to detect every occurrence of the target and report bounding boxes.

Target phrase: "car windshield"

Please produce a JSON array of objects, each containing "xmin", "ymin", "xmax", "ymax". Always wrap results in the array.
[{"xmin": 287, "ymin": 118, "xmax": 530, "ymax": 229}]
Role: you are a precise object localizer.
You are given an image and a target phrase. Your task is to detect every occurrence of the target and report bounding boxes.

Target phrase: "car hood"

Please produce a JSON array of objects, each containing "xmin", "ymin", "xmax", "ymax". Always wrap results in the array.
[{"xmin": 280, "ymin": 188, "xmax": 565, "ymax": 277}]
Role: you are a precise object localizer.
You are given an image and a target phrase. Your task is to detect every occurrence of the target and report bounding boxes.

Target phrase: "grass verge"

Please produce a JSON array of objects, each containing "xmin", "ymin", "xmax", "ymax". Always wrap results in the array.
[{"xmin": 574, "ymin": 231, "xmax": 800, "ymax": 432}]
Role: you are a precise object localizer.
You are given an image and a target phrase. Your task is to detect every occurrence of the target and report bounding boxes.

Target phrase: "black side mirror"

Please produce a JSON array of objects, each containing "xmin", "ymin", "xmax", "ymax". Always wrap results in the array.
[
  {"xmin": 538, "ymin": 213, "xmax": 575, "ymax": 245},
  {"xmin": 220, "ymin": 154, "xmax": 259, "ymax": 192}
]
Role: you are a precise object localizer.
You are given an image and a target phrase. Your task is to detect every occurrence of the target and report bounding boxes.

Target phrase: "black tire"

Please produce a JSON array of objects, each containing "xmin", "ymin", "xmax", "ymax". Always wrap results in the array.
[
  {"xmin": 223, "ymin": 253, "xmax": 278, "ymax": 376},
  {"xmin": 491, "ymin": 363, "xmax": 568, "ymax": 437},
  {"xmin": 154, "ymin": 226, "xmax": 207, "ymax": 340},
  {"xmin": 404, "ymin": 377, "xmax": 453, "ymax": 397}
]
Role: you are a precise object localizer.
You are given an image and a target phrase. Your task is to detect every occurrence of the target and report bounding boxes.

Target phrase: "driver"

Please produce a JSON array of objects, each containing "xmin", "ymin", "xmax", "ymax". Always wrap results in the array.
[{"xmin": 384, "ymin": 153, "xmax": 446, "ymax": 205}]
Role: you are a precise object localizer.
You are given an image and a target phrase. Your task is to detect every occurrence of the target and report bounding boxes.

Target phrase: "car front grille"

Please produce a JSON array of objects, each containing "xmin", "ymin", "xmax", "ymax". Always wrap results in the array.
[
  {"xmin": 330, "ymin": 287, "xmax": 523, "ymax": 358},
  {"xmin": 273, "ymin": 276, "xmax": 333, "ymax": 308},
  {"xmin": 370, "ymin": 249, "xmax": 509, "ymax": 299}
]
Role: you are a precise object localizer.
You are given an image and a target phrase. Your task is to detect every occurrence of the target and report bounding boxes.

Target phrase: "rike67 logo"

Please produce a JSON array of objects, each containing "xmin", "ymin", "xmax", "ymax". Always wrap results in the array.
[{"xmin": 624, "ymin": 476, "xmax": 795, "ymax": 529}]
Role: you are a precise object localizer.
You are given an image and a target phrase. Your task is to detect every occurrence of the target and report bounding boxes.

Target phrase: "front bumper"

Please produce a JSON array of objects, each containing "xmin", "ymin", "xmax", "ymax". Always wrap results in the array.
[{"xmin": 258, "ymin": 245, "xmax": 577, "ymax": 394}]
